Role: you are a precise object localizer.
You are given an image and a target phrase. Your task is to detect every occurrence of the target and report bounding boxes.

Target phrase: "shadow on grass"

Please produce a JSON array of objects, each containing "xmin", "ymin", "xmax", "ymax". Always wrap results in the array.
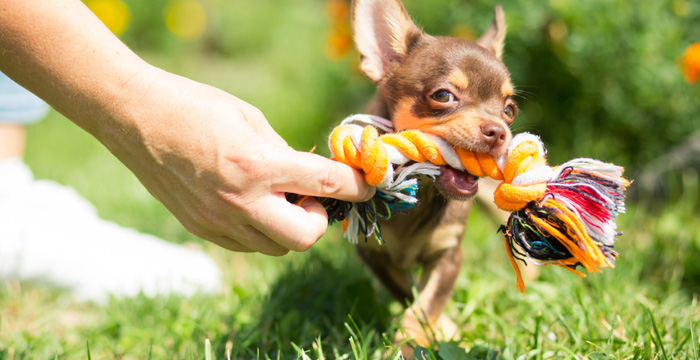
[
  {"xmin": 225, "ymin": 247, "xmax": 508, "ymax": 359},
  {"xmin": 228, "ymin": 248, "xmax": 394, "ymax": 357},
  {"xmin": 415, "ymin": 343, "xmax": 503, "ymax": 360}
]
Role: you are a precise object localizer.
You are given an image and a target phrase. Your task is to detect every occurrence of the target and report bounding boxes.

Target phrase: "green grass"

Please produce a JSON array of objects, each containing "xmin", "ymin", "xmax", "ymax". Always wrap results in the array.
[
  {"xmin": 5, "ymin": 108, "xmax": 700, "ymax": 358},
  {"xmin": 3, "ymin": 0, "xmax": 700, "ymax": 358}
]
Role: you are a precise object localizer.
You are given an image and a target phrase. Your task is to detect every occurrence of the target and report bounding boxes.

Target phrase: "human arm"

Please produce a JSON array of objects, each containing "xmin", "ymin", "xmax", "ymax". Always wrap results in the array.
[{"xmin": 0, "ymin": 0, "xmax": 373, "ymax": 255}]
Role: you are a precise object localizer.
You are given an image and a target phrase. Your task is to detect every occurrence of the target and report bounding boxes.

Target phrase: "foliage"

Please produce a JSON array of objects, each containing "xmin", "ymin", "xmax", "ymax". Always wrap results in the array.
[{"xmin": 86, "ymin": 0, "xmax": 700, "ymax": 171}]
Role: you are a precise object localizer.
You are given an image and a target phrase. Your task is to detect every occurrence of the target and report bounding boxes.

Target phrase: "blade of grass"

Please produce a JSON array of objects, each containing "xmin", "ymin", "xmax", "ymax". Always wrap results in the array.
[
  {"xmin": 349, "ymin": 336, "xmax": 361, "ymax": 360},
  {"xmin": 333, "ymin": 345, "xmax": 342, "ymax": 359},
  {"xmin": 673, "ymin": 329, "xmax": 692, "ymax": 356},
  {"xmin": 231, "ymin": 335, "xmax": 258, "ymax": 358},
  {"xmin": 383, "ymin": 332, "xmax": 407, "ymax": 360},
  {"xmin": 205, "ymin": 339, "xmax": 212, "ymax": 360},
  {"xmin": 606, "ymin": 315, "xmax": 617, "ymax": 355},
  {"xmin": 345, "ymin": 315, "xmax": 373, "ymax": 360},
  {"xmin": 291, "ymin": 342, "xmax": 311, "ymax": 360},
  {"xmin": 533, "ymin": 311, "xmax": 541, "ymax": 360},
  {"xmin": 557, "ymin": 312, "xmax": 580, "ymax": 346},
  {"xmin": 347, "ymin": 315, "xmax": 365, "ymax": 349},
  {"xmin": 691, "ymin": 319, "xmax": 698, "ymax": 359},
  {"xmin": 646, "ymin": 307, "xmax": 668, "ymax": 360},
  {"xmin": 313, "ymin": 337, "xmax": 325, "ymax": 360}
]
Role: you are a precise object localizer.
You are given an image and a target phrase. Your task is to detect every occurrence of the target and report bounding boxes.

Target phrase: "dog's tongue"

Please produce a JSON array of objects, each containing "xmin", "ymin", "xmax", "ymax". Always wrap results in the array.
[{"xmin": 436, "ymin": 165, "xmax": 479, "ymax": 199}]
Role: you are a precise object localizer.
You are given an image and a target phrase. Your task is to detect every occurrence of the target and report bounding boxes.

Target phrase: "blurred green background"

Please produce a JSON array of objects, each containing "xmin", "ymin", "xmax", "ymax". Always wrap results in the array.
[
  {"xmin": 6, "ymin": 0, "xmax": 700, "ymax": 358},
  {"xmin": 84, "ymin": 0, "xmax": 700, "ymax": 170}
]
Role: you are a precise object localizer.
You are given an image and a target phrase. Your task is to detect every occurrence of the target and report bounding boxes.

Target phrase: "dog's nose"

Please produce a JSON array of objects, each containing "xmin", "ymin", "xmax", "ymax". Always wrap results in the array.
[{"xmin": 480, "ymin": 122, "xmax": 507, "ymax": 149}]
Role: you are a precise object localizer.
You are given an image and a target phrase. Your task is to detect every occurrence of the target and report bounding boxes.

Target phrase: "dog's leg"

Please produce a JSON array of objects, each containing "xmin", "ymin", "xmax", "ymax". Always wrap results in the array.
[
  {"xmin": 357, "ymin": 246, "xmax": 413, "ymax": 305},
  {"xmin": 395, "ymin": 246, "xmax": 463, "ymax": 356}
]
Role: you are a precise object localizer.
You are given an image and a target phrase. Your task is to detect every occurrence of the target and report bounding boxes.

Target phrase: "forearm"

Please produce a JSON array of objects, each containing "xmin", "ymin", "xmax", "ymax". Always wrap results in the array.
[
  {"xmin": 0, "ymin": 0, "xmax": 153, "ymax": 142},
  {"xmin": 0, "ymin": 0, "xmax": 373, "ymax": 254}
]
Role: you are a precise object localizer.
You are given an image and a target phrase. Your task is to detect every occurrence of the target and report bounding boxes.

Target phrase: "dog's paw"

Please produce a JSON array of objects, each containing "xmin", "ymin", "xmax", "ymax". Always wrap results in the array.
[
  {"xmin": 435, "ymin": 314, "xmax": 459, "ymax": 342},
  {"xmin": 393, "ymin": 313, "xmax": 459, "ymax": 359}
]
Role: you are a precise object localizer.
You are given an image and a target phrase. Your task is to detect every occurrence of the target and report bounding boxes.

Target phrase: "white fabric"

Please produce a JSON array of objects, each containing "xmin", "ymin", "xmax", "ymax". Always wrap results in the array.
[
  {"xmin": 511, "ymin": 165, "xmax": 554, "ymax": 186},
  {"xmin": 425, "ymin": 133, "xmax": 466, "ymax": 171},
  {"xmin": 341, "ymin": 114, "xmax": 395, "ymax": 133},
  {"xmin": 0, "ymin": 158, "xmax": 222, "ymax": 303}
]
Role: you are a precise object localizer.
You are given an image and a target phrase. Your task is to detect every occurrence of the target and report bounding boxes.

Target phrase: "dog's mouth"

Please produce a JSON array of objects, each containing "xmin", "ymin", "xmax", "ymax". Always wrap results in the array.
[{"xmin": 435, "ymin": 165, "xmax": 479, "ymax": 200}]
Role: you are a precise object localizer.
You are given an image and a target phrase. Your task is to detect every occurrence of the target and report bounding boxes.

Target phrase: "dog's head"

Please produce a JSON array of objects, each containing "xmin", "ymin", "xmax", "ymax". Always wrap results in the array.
[{"xmin": 352, "ymin": 0, "xmax": 517, "ymax": 199}]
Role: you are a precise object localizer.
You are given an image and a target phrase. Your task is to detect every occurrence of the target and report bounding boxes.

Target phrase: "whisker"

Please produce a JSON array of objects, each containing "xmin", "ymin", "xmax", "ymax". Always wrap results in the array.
[
  {"xmin": 513, "ymin": 85, "xmax": 538, "ymax": 101},
  {"xmin": 510, "ymin": 124, "xmax": 540, "ymax": 133}
]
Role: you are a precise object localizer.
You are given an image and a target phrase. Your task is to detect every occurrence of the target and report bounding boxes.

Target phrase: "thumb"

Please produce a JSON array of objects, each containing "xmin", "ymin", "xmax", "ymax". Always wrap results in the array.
[{"xmin": 271, "ymin": 149, "xmax": 374, "ymax": 202}]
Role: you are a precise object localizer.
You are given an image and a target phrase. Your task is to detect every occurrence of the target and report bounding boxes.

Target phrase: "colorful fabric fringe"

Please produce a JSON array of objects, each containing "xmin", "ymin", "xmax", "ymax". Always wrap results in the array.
[{"xmin": 318, "ymin": 114, "xmax": 629, "ymax": 292}]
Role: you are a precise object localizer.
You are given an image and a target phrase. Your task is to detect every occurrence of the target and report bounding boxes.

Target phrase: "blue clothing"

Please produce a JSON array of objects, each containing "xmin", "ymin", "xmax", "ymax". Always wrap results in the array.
[{"xmin": 0, "ymin": 72, "xmax": 49, "ymax": 124}]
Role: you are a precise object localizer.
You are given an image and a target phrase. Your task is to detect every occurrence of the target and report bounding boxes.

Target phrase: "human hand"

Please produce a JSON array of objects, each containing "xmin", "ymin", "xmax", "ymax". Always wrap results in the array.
[
  {"xmin": 102, "ymin": 68, "xmax": 374, "ymax": 256},
  {"xmin": 0, "ymin": 0, "xmax": 374, "ymax": 256}
]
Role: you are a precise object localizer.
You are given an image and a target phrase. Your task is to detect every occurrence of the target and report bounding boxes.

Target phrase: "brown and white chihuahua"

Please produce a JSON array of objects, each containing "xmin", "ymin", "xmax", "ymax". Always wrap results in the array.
[{"xmin": 350, "ymin": 0, "xmax": 517, "ymax": 354}]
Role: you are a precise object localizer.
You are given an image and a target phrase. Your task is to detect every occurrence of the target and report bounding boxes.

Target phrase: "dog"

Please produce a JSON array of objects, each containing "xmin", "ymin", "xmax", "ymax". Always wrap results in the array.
[{"xmin": 349, "ymin": 0, "xmax": 516, "ymax": 354}]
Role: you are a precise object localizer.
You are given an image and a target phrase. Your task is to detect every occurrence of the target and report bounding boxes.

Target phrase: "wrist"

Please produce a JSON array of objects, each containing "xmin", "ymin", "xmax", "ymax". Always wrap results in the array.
[{"xmin": 93, "ymin": 66, "xmax": 224, "ymax": 176}]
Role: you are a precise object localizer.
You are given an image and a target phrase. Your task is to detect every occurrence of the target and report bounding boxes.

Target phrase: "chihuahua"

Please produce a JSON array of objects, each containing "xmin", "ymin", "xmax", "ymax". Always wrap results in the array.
[{"xmin": 350, "ymin": 0, "xmax": 516, "ymax": 353}]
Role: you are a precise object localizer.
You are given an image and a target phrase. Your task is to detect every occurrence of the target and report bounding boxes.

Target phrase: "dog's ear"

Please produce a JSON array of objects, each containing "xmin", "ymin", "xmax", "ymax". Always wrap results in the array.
[
  {"xmin": 476, "ymin": 6, "xmax": 506, "ymax": 59},
  {"xmin": 352, "ymin": 0, "xmax": 422, "ymax": 83}
]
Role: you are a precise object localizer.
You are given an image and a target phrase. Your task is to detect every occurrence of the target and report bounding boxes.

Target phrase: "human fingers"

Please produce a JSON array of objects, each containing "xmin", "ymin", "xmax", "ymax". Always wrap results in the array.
[
  {"xmin": 209, "ymin": 236, "xmax": 255, "ymax": 252},
  {"xmin": 270, "ymin": 150, "xmax": 375, "ymax": 202},
  {"xmin": 250, "ymin": 194, "xmax": 329, "ymax": 252},
  {"xmin": 209, "ymin": 227, "xmax": 289, "ymax": 256}
]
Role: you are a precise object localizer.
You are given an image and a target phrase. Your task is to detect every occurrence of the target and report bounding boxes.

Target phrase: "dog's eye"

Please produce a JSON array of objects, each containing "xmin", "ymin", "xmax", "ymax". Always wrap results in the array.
[
  {"xmin": 430, "ymin": 90, "xmax": 455, "ymax": 103},
  {"xmin": 503, "ymin": 104, "xmax": 518, "ymax": 119}
]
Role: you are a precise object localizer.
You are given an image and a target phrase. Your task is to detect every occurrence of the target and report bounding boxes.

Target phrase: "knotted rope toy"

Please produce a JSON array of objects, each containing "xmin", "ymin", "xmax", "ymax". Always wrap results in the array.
[{"xmin": 290, "ymin": 114, "xmax": 629, "ymax": 292}]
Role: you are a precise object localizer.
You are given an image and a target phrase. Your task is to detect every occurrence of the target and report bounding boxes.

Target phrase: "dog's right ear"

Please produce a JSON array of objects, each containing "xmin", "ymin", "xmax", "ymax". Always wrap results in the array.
[
  {"xmin": 352, "ymin": 0, "xmax": 422, "ymax": 83},
  {"xmin": 476, "ymin": 6, "xmax": 506, "ymax": 59}
]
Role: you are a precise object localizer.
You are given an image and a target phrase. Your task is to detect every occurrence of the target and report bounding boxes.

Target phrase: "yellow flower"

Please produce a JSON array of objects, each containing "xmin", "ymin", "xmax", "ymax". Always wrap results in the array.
[
  {"xmin": 85, "ymin": 0, "xmax": 130, "ymax": 37},
  {"xmin": 325, "ymin": 0, "xmax": 352, "ymax": 61},
  {"xmin": 164, "ymin": 0, "xmax": 207, "ymax": 41},
  {"xmin": 681, "ymin": 42, "xmax": 700, "ymax": 84},
  {"xmin": 325, "ymin": 26, "xmax": 353, "ymax": 61},
  {"xmin": 325, "ymin": 0, "xmax": 349, "ymax": 21}
]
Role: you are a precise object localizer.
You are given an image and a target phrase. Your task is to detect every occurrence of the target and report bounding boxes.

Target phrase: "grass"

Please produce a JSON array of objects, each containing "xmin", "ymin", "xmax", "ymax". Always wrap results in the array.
[
  {"xmin": 4, "ymin": 107, "xmax": 700, "ymax": 358},
  {"xmin": 2, "ymin": 1, "xmax": 700, "ymax": 358}
]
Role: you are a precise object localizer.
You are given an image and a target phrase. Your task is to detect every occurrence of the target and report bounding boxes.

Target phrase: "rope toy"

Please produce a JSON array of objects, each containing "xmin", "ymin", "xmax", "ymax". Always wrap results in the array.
[{"xmin": 291, "ymin": 114, "xmax": 629, "ymax": 292}]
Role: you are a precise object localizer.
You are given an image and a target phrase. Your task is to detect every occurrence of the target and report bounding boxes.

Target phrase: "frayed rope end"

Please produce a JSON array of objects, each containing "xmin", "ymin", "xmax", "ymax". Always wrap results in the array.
[{"xmin": 500, "ymin": 159, "xmax": 630, "ymax": 292}]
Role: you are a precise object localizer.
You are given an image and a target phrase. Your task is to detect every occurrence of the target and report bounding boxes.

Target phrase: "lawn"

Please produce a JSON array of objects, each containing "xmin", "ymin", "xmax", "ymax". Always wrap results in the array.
[{"xmin": 2, "ymin": 0, "xmax": 700, "ymax": 359}]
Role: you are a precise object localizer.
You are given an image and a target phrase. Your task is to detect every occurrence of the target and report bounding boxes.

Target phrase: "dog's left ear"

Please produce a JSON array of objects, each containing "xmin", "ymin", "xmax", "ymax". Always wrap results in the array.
[
  {"xmin": 352, "ymin": 0, "xmax": 423, "ymax": 83},
  {"xmin": 476, "ymin": 6, "xmax": 506, "ymax": 59}
]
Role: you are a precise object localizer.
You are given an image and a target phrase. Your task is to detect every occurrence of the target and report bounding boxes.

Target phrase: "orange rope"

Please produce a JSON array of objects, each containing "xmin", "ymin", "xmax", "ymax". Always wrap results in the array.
[{"xmin": 329, "ymin": 125, "xmax": 548, "ymax": 212}]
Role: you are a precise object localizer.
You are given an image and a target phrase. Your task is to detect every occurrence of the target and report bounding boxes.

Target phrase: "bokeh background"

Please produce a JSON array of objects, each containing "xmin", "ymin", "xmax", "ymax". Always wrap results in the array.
[
  {"xmin": 79, "ymin": 0, "xmax": 700, "ymax": 209},
  {"xmin": 3, "ymin": 0, "xmax": 700, "ymax": 358},
  {"xmin": 82, "ymin": 0, "xmax": 700, "ymax": 169}
]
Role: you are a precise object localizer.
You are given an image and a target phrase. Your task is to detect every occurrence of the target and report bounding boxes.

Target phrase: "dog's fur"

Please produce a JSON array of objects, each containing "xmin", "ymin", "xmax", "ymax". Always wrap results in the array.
[{"xmin": 350, "ymin": 0, "xmax": 517, "ymax": 354}]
